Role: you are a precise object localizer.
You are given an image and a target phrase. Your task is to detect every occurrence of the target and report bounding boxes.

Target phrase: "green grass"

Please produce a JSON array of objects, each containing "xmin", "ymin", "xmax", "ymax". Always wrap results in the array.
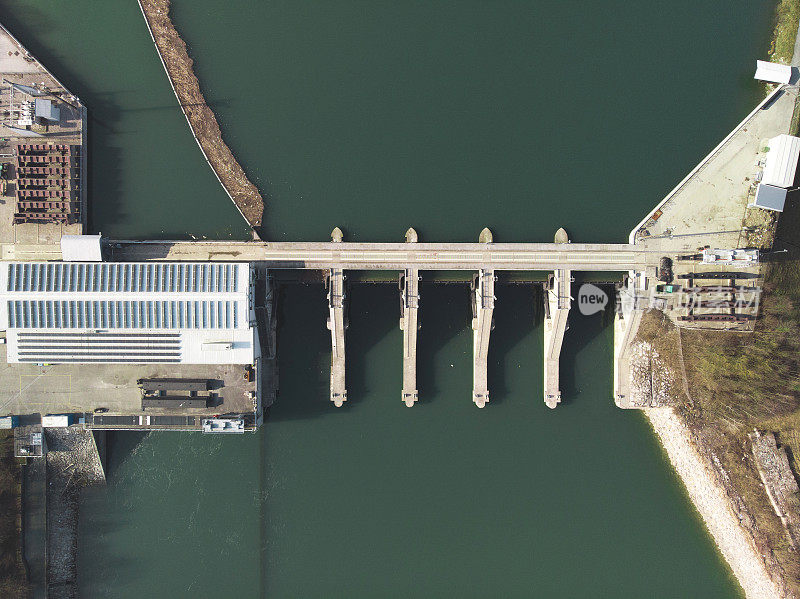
[
  {"xmin": 769, "ymin": 0, "xmax": 800, "ymax": 64},
  {"xmin": 650, "ymin": 260, "xmax": 800, "ymax": 427},
  {"xmin": 790, "ymin": 97, "xmax": 800, "ymax": 136}
]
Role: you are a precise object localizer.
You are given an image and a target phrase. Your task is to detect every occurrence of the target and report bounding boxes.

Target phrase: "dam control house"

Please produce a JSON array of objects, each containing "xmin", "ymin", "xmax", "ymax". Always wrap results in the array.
[{"xmin": 0, "ymin": 259, "xmax": 266, "ymax": 433}]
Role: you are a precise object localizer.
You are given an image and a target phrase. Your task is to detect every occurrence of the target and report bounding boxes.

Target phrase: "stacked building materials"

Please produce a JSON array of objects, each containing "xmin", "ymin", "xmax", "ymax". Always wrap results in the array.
[{"xmin": 14, "ymin": 143, "xmax": 81, "ymax": 224}]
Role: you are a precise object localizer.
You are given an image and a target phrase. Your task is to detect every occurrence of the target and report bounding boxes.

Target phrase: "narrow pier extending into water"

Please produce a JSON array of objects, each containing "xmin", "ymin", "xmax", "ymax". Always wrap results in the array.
[
  {"xmin": 544, "ymin": 267, "xmax": 571, "ymax": 408},
  {"xmin": 399, "ymin": 228, "xmax": 420, "ymax": 407},
  {"xmin": 327, "ymin": 266, "xmax": 347, "ymax": 407},
  {"xmin": 472, "ymin": 268, "xmax": 495, "ymax": 408},
  {"xmin": 400, "ymin": 268, "xmax": 420, "ymax": 407}
]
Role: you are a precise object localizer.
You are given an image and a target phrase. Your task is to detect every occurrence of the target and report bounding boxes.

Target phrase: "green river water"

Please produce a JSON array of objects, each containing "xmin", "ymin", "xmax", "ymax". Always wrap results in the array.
[{"xmin": 0, "ymin": 1, "xmax": 781, "ymax": 596}]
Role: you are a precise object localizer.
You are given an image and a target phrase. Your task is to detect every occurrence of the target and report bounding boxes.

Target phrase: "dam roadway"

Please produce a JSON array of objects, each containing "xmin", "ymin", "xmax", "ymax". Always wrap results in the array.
[{"xmin": 100, "ymin": 240, "xmax": 658, "ymax": 271}]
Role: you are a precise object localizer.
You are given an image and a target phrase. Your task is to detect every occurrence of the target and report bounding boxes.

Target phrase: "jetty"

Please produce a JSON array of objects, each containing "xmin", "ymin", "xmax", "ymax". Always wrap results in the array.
[{"xmin": 137, "ymin": 0, "xmax": 264, "ymax": 231}]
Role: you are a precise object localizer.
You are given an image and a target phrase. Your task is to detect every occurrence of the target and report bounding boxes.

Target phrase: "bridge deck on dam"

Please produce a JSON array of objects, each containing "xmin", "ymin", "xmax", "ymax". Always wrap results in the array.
[{"xmin": 100, "ymin": 241, "xmax": 659, "ymax": 271}]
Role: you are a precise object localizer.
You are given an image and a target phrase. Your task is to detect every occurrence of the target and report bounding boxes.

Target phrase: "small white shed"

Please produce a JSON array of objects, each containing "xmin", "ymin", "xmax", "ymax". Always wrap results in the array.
[
  {"xmin": 754, "ymin": 60, "xmax": 793, "ymax": 84},
  {"xmin": 42, "ymin": 415, "xmax": 71, "ymax": 428},
  {"xmin": 762, "ymin": 134, "xmax": 800, "ymax": 188},
  {"xmin": 60, "ymin": 235, "xmax": 102, "ymax": 262}
]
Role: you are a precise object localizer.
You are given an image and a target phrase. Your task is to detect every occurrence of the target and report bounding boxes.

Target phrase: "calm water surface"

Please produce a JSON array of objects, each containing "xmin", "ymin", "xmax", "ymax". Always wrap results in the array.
[{"xmin": 0, "ymin": 1, "xmax": 778, "ymax": 596}]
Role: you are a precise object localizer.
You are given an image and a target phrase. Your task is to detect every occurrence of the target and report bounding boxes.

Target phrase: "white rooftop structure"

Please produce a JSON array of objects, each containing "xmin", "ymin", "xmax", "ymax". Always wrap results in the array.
[
  {"xmin": 752, "ymin": 183, "xmax": 788, "ymax": 211},
  {"xmin": 202, "ymin": 418, "xmax": 245, "ymax": 434},
  {"xmin": 15, "ymin": 100, "xmax": 34, "ymax": 127},
  {"xmin": 0, "ymin": 262, "xmax": 257, "ymax": 365},
  {"xmin": 754, "ymin": 60, "xmax": 793, "ymax": 84},
  {"xmin": 763, "ymin": 134, "xmax": 800, "ymax": 188},
  {"xmin": 41, "ymin": 415, "xmax": 70, "ymax": 428},
  {"xmin": 701, "ymin": 248, "xmax": 759, "ymax": 267},
  {"xmin": 61, "ymin": 235, "xmax": 102, "ymax": 262}
]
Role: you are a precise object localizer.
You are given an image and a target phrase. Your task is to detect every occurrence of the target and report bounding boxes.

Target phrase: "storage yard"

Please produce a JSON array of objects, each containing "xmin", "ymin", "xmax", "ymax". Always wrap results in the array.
[{"xmin": 0, "ymin": 24, "xmax": 86, "ymax": 249}]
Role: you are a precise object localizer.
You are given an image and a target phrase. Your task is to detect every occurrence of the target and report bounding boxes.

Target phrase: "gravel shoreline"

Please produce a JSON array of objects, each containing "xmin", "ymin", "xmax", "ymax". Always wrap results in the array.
[
  {"xmin": 138, "ymin": 0, "xmax": 264, "ymax": 230},
  {"xmin": 646, "ymin": 407, "xmax": 784, "ymax": 599}
]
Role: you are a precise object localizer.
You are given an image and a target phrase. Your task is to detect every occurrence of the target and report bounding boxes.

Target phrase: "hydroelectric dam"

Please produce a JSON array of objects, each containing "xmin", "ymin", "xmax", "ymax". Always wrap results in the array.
[{"xmin": 0, "ymin": 16, "xmax": 793, "ymax": 433}]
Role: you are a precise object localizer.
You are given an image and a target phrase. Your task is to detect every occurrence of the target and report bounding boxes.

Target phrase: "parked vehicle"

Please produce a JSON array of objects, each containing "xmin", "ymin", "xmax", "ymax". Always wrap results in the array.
[
  {"xmin": 658, "ymin": 257, "xmax": 673, "ymax": 283},
  {"xmin": 656, "ymin": 284, "xmax": 680, "ymax": 293}
]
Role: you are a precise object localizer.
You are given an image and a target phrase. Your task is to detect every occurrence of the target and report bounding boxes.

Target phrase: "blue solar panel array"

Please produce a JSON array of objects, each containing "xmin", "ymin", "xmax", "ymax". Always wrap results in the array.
[
  {"xmin": 4, "ymin": 263, "xmax": 247, "ymax": 330},
  {"xmin": 7, "ymin": 263, "xmax": 239, "ymax": 293},
  {"xmin": 6, "ymin": 299, "xmax": 238, "ymax": 329}
]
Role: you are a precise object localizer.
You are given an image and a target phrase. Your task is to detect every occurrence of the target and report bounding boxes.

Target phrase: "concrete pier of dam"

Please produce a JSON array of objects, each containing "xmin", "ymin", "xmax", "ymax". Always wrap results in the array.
[
  {"xmin": 399, "ymin": 229, "xmax": 420, "ymax": 407},
  {"xmin": 471, "ymin": 268, "xmax": 495, "ymax": 409},
  {"xmin": 543, "ymin": 267, "xmax": 571, "ymax": 409},
  {"xmin": 327, "ymin": 266, "xmax": 347, "ymax": 407}
]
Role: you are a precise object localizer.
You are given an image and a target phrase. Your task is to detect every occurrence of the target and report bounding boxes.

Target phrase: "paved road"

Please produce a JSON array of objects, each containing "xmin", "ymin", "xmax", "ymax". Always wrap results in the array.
[{"xmin": 106, "ymin": 241, "xmax": 658, "ymax": 271}]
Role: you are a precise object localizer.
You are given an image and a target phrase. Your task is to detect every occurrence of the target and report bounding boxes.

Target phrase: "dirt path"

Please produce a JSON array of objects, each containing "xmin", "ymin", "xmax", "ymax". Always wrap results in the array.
[{"xmin": 138, "ymin": 0, "xmax": 264, "ymax": 231}]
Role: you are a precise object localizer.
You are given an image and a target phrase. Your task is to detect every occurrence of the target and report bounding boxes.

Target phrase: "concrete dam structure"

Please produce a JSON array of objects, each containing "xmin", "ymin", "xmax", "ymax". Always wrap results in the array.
[{"xmin": 0, "ymin": 16, "xmax": 796, "ymax": 432}]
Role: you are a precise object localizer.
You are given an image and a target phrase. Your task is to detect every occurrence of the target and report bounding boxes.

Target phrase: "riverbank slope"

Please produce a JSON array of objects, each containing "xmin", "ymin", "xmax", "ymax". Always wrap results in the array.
[{"xmin": 137, "ymin": 0, "xmax": 264, "ymax": 232}]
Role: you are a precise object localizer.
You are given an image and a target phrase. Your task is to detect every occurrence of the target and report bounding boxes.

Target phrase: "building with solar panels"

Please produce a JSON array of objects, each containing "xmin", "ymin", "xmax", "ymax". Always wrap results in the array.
[{"xmin": 0, "ymin": 261, "xmax": 259, "ymax": 365}]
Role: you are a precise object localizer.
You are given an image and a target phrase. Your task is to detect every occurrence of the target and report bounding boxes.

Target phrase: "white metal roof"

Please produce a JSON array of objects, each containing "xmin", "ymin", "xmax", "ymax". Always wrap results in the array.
[
  {"xmin": 42, "ymin": 415, "xmax": 70, "ymax": 428},
  {"xmin": 61, "ymin": 235, "xmax": 102, "ymax": 262},
  {"xmin": 754, "ymin": 60, "xmax": 792, "ymax": 84},
  {"xmin": 202, "ymin": 418, "xmax": 245, "ymax": 434},
  {"xmin": 763, "ymin": 134, "xmax": 800, "ymax": 188},
  {"xmin": 753, "ymin": 183, "xmax": 787, "ymax": 211},
  {"xmin": 0, "ymin": 262, "xmax": 256, "ymax": 365}
]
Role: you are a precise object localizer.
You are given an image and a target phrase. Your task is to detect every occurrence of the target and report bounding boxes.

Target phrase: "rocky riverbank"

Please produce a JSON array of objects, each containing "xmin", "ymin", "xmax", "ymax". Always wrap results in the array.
[
  {"xmin": 45, "ymin": 428, "xmax": 106, "ymax": 599},
  {"xmin": 630, "ymin": 320, "xmax": 800, "ymax": 598},
  {"xmin": 138, "ymin": 0, "xmax": 264, "ymax": 231},
  {"xmin": 646, "ymin": 407, "xmax": 790, "ymax": 599}
]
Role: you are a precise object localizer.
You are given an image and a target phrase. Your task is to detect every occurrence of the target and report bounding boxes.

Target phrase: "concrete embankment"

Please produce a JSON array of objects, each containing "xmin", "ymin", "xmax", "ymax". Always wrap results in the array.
[
  {"xmin": 137, "ymin": 0, "xmax": 264, "ymax": 231},
  {"xmin": 646, "ymin": 408, "xmax": 786, "ymax": 599}
]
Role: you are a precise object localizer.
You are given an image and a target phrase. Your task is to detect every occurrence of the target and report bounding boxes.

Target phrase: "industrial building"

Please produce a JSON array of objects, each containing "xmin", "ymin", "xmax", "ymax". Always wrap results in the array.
[
  {"xmin": 752, "ymin": 134, "xmax": 800, "ymax": 212},
  {"xmin": 0, "ymin": 261, "xmax": 259, "ymax": 365}
]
